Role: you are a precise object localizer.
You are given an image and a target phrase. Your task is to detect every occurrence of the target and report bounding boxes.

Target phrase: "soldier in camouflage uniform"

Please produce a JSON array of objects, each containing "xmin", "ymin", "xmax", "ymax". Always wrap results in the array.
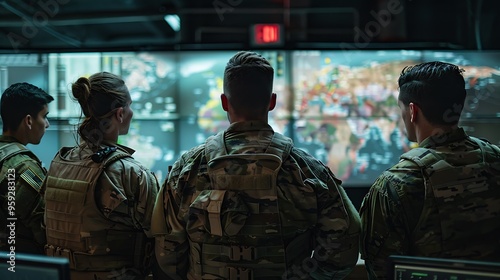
[
  {"xmin": 42, "ymin": 72, "xmax": 159, "ymax": 280},
  {"xmin": 0, "ymin": 82, "xmax": 53, "ymax": 254},
  {"xmin": 360, "ymin": 61, "xmax": 500, "ymax": 279},
  {"xmin": 152, "ymin": 51, "xmax": 361, "ymax": 280}
]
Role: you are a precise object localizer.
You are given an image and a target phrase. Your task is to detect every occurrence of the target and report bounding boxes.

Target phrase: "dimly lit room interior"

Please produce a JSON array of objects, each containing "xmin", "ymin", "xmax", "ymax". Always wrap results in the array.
[{"xmin": 1, "ymin": 0, "xmax": 499, "ymax": 279}]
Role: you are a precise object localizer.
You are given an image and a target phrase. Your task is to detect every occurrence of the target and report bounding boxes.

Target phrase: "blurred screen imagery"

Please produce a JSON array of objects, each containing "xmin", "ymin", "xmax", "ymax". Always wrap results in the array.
[{"xmin": 26, "ymin": 50, "xmax": 500, "ymax": 186}]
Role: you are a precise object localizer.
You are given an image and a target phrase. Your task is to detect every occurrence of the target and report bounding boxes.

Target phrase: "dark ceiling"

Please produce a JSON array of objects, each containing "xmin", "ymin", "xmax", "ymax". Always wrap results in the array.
[{"xmin": 0, "ymin": 0, "xmax": 499, "ymax": 53}]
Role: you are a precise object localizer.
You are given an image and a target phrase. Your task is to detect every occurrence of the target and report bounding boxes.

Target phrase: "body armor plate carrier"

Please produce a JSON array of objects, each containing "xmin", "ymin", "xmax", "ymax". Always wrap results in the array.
[
  {"xmin": 400, "ymin": 137, "xmax": 500, "ymax": 259},
  {"xmin": 187, "ymin": 132, "xmax": 317, "ymax": 279},
  {"xmin": 44, "ymin": 147, "xmax": 151, "ymax": 273}
]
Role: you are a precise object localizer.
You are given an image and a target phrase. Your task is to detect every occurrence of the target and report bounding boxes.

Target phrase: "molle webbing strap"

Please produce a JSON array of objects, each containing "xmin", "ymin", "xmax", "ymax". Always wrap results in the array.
[
  {"xmin": 206, "ymin": 190, "xmax": 225, "ymax": 236},
  {"xmin": 399, "ymin": 147, "xmax": 440, "ymax": 170},
  {"xmin": 204, "ymin": 131, "xmax": 293, "ymax": 162},
  {"xmin": 202, "ymin": 243, "xmax": 286, "ymax": 260}
]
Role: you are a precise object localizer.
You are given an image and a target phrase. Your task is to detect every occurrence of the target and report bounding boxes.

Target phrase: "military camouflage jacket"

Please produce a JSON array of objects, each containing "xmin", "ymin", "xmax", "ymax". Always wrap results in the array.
[
  {"xmin": 152, "ymin": 121, "xmax": 361, "ymax": 280},
  {"xmin": 360, "ymin": 128, "xmax": 500, "ymax": 279},
  {"xmin": 0, "ymin": 135, "xmax": 46, "ymax": 254}
]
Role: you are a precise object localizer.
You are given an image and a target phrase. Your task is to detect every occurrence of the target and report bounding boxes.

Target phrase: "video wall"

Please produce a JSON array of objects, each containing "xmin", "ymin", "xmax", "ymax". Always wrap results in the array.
[{"xmin": 1, "ymin": 50, "xmax": 499, "ymax": 186}]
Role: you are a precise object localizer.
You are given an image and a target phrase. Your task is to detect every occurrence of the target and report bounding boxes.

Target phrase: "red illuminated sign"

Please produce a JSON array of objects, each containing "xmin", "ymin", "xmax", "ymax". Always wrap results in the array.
[{"xmin": 251, "ymin": 24, "xmax": 283, "ymax": 47}]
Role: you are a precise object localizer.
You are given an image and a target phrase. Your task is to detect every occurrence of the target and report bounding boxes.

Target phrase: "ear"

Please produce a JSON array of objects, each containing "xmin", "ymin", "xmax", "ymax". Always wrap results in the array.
[
  {"xmin": 24, "ymin": 115, "xmax": 33, "ymax": 130},
  {"xmin": 268, "ymin": 93, "xmax": 277, "ymax": 111},
  {"xmin": 220, "ymin": 93, "xmax": 229, "ymax": 112},
  {"xmin": 409, "ymin": 102, "xmax": 418, "ymax": 123},
  {"xmin": 115, "ymin": 107, "xmax": 124, "ymax": 124}
]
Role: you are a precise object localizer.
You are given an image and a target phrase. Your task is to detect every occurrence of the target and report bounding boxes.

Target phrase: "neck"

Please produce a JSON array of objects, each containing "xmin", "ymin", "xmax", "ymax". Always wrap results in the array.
[
  {"xmin": 227, "ymin": 112, "xmax": 269, "ymax": 124},
  {"xmin": 3, "ymin": 130, "xmax": 28, "ymax": 145},
  {"xmin": 417, "ymin": 124, "xmax": 456, "ymax": 144},
  {"xmin": 102, "ymin": 134, "xmax": 119, "ymax": 144}
]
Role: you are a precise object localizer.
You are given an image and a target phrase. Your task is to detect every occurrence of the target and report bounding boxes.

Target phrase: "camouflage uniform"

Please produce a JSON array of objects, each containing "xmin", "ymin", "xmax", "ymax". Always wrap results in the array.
[
  {"xmin": 43, "ymin": 141, "xmax": 159, "ymax": 280},
  {"xmin": 152, "ymin": 121, "xmax": 361, "ymax": 280},
  {"xmin": 0, "ymin": 135, "xmax": 46, "ymax": 254},
  {"xmin": 360, "ymin": 128, "xmax": 500, "ymax": 279}
]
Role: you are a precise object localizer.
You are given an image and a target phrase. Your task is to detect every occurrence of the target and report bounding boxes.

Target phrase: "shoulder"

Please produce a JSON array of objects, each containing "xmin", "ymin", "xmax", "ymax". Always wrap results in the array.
[
  {"xmin": 180, "ymin": 144, "xmax": 206, "ymax": 162},
  {"xmin": 3, "ymin": 151, "xmax": 43, "ymax": 171},
  {"xmin": 103, "ymin": 150, "xmax": 156, "ymax": 183},
  {"xmin": 470, "ymin": 136, "xmax": 500, "ymax": 157},
  {"xmin": 171, "ymin": 144, "xmax": 206, "ymax": 173},
  {"xmin": 284, "ymin": 147, "xmax": 344, "ymax": 191},
  {"xmin": 367, "ymin": 158, "xmax": 424, "ymax": 202},
  {"xmin": 288, "ymin": 147, "xmax": 332, "ymax": 177},
  {"xmin": 2, "ymin": 153, "xmax": 45, "ymax": 191},
  {"xmin": 289, "ymin": 147, "xmax": 324, "ymax": 167}
]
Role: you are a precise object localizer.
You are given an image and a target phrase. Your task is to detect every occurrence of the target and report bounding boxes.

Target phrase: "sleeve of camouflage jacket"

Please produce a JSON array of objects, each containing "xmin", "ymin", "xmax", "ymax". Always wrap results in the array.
[
  {"xmin": 99, "ymin": 157, "xmax": 160, "ymax": 238},
  {"xmin": 151, "ymin": 148, "xmax": 200, "ymax": 280},
  {"xmin": 10, "ymin": 157, "xmax": 47, "ymax": 249},
  {"xmin": 293, "ymin": 149, "xmax": 361, "ymax": 280},
  {"xmin": 359, "ymin": 172, "xmax": 417, "ymax": 280}
]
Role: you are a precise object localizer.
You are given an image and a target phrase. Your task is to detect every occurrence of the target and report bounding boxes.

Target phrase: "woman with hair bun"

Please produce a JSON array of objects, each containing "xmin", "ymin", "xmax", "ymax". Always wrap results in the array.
[{"xmin": 42, "ymin": 72, "xmax": 159, "ymax": 280}]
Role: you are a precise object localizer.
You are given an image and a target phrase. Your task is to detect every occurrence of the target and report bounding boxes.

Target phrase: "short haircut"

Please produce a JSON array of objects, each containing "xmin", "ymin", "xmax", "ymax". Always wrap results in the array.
[
  {"xmin": 223, "ymin": 51, "xmax": 274, "ymax": 118},
  {"xmin": 1, "ymin": 82, "xmax": 54, "ymax": 132},
  {"xmin": 398, "ymin": 61, "xmax": 466, "ymax": 126}
]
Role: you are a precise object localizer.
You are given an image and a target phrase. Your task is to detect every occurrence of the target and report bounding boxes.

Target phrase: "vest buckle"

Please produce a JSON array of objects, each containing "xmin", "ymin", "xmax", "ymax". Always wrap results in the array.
[
  {"xmin": 228, "ymin": 267, "xmax": 252, "ymax": 280},
  {"xmin": 230, "ymin": 245, "xmax": 254, "ymax": 260}
]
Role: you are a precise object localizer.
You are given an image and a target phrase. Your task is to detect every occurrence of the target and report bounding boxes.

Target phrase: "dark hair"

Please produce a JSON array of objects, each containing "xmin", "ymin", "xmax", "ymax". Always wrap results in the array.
[
  {"xmin": 1, "ymin": 82, "xmax": 54, "ymax": 132},
  {"xmin": 223, "ymin": 51, "xmax": 274, "ymax": 118},
  {"xmin": 398, "ymin": 61, "xmax": 466, "ymax": 126},
  {"xmin": 71, "ymin": 72, "xmax": 129, "ymax": 150}
]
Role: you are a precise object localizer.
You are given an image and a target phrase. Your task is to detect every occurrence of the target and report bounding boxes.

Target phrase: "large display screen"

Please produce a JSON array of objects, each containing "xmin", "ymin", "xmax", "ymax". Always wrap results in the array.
[{"xmin": 27, "ymin": 50, "xmax": 500, "ymax": 186}]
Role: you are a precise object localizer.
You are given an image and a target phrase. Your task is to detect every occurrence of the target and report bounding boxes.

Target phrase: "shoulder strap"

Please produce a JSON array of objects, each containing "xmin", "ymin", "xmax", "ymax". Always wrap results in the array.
[
  {"xmin": 390, "ymin": 147, "xmax": 442, "ymax": 239},
  {"xmin": 0, "ymin": 142, "xmax": 38, "ymax": 164},
  {"xmin": 204, "ymin": 131, "xmax": 293, "ymax": 162},
  {"xmin": 204, "ymin": 132, "xmax": 224, "ymax": 162},
  {"xmin": 470, "ymin": 136, "xmax": 500, "ymax": 160},
  {"xmin": 266, "ymin": 132, "xmax": 293, "ymax": 161},
  {"xmin": 101, "ymin": 148, "xmax": 133, "ymax": 167},
  {"xmin": 399, "ymin": 147, "xmax": 441, "ymax": 169}
]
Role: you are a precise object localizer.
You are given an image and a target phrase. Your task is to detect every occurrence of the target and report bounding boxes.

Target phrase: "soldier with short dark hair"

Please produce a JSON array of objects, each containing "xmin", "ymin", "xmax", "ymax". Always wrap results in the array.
[
  {"xmin": 360, "ymin": 61, "xmax": 500, "ymax": 279},
  {"xmin": 152, "ymin": 51, "xmax": 361, "ymax": 280},
  {"xmin": 0, "ymin": 82, "xmax": 54, "ymax": 254}
]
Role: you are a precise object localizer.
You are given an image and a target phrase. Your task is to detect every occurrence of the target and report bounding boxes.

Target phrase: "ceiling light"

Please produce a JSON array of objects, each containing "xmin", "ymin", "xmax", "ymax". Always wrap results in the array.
[{"xmin": 164, "ymin": 14, "xmax": 180, "ymax": 32}]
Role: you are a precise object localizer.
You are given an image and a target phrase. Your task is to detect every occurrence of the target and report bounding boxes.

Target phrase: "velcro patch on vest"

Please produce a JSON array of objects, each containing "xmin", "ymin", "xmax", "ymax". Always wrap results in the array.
[
  {"xmin": 211, "ymin": 174, "xmax": 273, "ymax": 190},
  {"xmin": 20, "ymin": 167, "xmax": 43, "ymax": 190}
]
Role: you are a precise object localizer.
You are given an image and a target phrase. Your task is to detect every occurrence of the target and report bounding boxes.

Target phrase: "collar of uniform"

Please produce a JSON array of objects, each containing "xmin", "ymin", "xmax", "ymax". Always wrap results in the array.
[
  {"xmin": 100, "ymin": 140, "xmax": 136, "ymax": 155},
  {"xmin": 0, "ymin": 135, "xmax": 22, "ymax": 144},
  {"xmin": 419, "ymin": 127, "xmax": 468, "ymax": 148},
  {"xmin": 226, "ymin": 121, "xmax": 274, "ymax": 133}
]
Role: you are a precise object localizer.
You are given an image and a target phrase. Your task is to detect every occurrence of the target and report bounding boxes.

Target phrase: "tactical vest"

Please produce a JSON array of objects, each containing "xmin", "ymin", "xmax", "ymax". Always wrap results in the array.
[
  {"xmin": 400, "ymin": 138, "xmax": 500, "ymax": 260},
  {"xmin": 0, "ymin": 142, "xmax": 44, "ymax": 253},
  {"xmin": 44, "ymin": 146, "xmax": 151, "ymax": 273},
  {"xmin": 186, "ymin": 132, "xmax": 318, "ymax": 279}
]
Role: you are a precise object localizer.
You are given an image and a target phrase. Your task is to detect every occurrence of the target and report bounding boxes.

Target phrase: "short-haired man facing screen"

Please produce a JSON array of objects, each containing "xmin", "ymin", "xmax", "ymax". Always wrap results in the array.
[
  {"xmin": 152, "ymin": 51, "xmax": 361, "ymax": 279},
  {"xmin": 0, "ymin": 82, "xmax": 54, "ymax": 254},
  {"xmin": 360, "ymin": 61, "xmax": 500, "ymax": 279}
]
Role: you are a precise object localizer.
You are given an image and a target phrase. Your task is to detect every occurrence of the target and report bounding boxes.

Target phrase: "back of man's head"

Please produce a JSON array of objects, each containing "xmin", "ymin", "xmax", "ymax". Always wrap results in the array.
[
  {"xmin": 398, "ymin": 61, "xmax": 466, "ymax": 126},
  {"xmin": 223, "ymin": 51, "xmax": 274, "ymax": 119},
  {"xmin": 1, "ymin": 82, "xmax": 54, "ymax": 132}
]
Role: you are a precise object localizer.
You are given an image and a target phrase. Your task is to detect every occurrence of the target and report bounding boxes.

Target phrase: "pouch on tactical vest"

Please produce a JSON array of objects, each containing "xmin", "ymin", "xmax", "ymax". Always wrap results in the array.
[
  {"xmin": 400, "ymin": 137, "xmax": 500, "ymax": 258},
  {"xmin": 186, "ymin": 132, "xmax": 315, "ymax": 279},
  {"xmin": 44, "ymin": 146, "xmax": 152, "ymax": 273}
]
